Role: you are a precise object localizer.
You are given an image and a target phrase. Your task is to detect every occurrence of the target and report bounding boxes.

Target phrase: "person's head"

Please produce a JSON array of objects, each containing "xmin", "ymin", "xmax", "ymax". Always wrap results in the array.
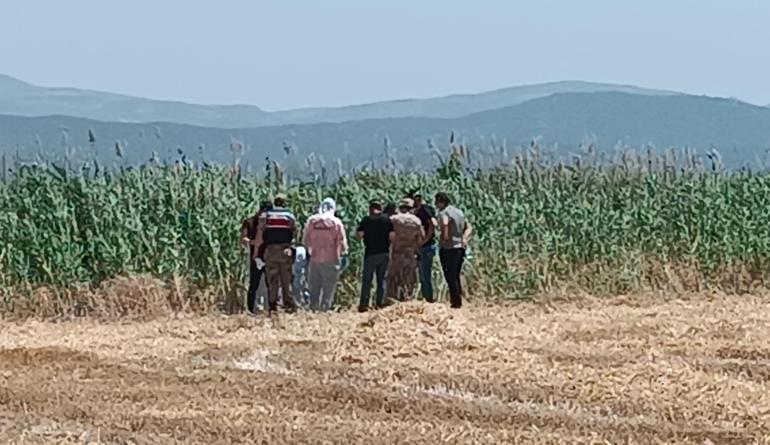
[
  {"xmin": 320, "ymin": 197, "xmax": 336, "ymax": 215},
  {"xmin": 368, "ymin": 200, "xmax": 383, "ymax": 216},
  {"xmin": 434, "ymin": 192, "xmax": 451, "ymax": 211},
  {"xmin": 273, "ymin": 193, "xmax": 287, "ymax": 208},
  {"xmin": 258, "ymin": 200, "xmax": 273, "ymax": 216},
  {"xmin": 412, "ymin": 192, "xmax": 425, "ymax": 210},
  {"xmin": 383, "ymin": 202, "xmax": 397, "ymax": 217},
  {"xmin": 398, "ymin": 198, "xmax": 414, "ymax": 214}
]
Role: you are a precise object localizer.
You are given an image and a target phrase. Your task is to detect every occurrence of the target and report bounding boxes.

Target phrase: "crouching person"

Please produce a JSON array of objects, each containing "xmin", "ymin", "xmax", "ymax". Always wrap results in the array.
[
  {"xmin": 304, "ymin": 198, "xmax": 348, "ymax": 311},
  {"xmin": 292, "ymin": 245, "xmax": 309, "ymax": 308}
]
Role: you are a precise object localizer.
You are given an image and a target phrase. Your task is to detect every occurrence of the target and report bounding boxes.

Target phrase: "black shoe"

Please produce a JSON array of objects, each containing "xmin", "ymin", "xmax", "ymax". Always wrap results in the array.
[
  {"xmin": 357, "ymin": 306, "xmax": 369, "ymax": 313},
  {"xmin": 381, "ymin": 298, "xmax": 397, "ymax": 308}
]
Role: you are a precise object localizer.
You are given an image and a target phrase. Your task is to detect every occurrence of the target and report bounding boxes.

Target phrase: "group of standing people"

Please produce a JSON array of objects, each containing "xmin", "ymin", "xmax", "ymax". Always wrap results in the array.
[{"xmin": 240, "ymin": 192, "xmax": 472, "ymax": 316}]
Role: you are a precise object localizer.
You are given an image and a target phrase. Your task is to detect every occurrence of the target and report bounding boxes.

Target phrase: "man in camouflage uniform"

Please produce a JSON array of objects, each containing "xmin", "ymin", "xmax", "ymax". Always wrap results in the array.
[
  {"xmin": 261, "ymin": 193, "xmax": 298, "ymax": 315},
  {"xmin": 387, "ymin": 198, "xmax": 425, "ymax": 302}
]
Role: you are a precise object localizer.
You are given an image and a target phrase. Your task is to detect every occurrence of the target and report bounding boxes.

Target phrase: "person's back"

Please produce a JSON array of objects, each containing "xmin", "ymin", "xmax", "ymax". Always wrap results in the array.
[
  {"xmin": 262, "ymin": 195, "xmax": 297, "ymax": 314},
  {"xmin": 435, "ymin": 193, "xmax": 472, "ymax": 309},
  {"xmin": 304, "ymin": 198, "xmax": 347, "ymax": 311},
  {"xmin": 390, "ymin": 212, "xmax": 423, "ymax": 252},
  {"xmin": 305, "ymin": 213, "xmax": 346, "ymax": 264},
  {"xmin": 262, "ymin": 206, "xmax": 296, "ymax": 246},
  {"xmin": 437, "ymin": 205, "xmax": 466, "ymax": 250},
  {"xmin": 387, "ymin": 200, "xmax": 425, "ymax": 301},
  {"xmin": 359, "ymin": 214, "xmax": 393, "ymax": 257},
  {"xmin": 356, "ymin": 201, "xmax": 394, "ymax": 311}
]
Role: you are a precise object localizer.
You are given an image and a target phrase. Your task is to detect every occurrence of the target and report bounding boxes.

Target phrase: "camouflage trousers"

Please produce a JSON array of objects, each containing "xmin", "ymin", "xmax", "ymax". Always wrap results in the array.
[
  {"xmin": 264, "ymin": 244, "xmax": 296, "ymax": 311},
  {"xmin": 386, "ymin": 250, "xmax": 418, "ymax": 301}
]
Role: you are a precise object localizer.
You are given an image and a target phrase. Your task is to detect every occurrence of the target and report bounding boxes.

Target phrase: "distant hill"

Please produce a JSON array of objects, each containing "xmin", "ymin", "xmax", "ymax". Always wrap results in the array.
[
  {"xmin": 459, "ymin": 93, "xmax": 770, "ymax": 167},
  {"xmin": 0, "ymin": 74, "xmax": 279, "ymax": 128},
  {"xmin": 1, "ymin": 92, "xmax": 768, "ymax": 170},
  {"xmin": 270, "ymin": 81, "xmax": 678, "ymax": 124},
  {"xmin": 0, "ymin": 74, "xmax": 677, "ymax": 128}
]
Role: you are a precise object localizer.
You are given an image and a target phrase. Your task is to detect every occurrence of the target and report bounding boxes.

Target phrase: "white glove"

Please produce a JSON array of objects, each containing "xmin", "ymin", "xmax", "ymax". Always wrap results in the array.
[{"xmin": 255, "ymin": 258, "xmax": 266, "ymax": 270}]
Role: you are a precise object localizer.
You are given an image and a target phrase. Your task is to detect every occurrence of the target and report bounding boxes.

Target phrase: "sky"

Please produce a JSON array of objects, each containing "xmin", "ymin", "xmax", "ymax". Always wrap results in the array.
[{"xmin": 0, "ymin": 0, "xmax": 768, "ymax": 110}]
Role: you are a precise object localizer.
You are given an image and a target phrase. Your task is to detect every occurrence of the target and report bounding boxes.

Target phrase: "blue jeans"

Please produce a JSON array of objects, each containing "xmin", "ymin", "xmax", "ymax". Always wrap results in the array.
[{"xmin": 418, "ymin": 245, "xmax": 436, "ymax": 302}]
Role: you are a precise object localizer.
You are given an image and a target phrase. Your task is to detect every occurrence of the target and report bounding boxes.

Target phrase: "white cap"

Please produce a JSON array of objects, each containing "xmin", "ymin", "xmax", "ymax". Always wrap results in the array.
[{"xmin": 320, "ymin": 197, "xmax": 336, "ymax": 214}]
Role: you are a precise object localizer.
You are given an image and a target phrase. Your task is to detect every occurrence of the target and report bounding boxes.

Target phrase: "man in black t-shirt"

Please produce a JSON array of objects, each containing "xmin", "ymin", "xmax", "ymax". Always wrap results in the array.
[
  {"xmin": 355, "ymin": 200, "xmax": 394, "ymax": 312},
  {"xmin": 412, "ymin": 192, "xmax": 437, "ymax": 303}
]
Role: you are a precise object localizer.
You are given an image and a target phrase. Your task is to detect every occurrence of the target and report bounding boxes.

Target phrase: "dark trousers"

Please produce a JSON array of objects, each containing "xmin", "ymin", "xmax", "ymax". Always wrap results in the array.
[
  {"xmin": 359, "ymin": 253, "xmax": 389, "ymax": 309},
  {"xmin": 439, "ymin": 248, "xmax": 465, "ymax": 308},
  {"xmin": 246, "ymin": 259, "xmax": 264, "ymax": 313}
]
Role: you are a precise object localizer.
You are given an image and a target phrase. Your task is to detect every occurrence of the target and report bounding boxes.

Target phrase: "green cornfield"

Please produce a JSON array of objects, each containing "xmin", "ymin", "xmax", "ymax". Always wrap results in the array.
[{"xmin": 2, "ymin": 147, "xmax": 770, "ymax": 314}]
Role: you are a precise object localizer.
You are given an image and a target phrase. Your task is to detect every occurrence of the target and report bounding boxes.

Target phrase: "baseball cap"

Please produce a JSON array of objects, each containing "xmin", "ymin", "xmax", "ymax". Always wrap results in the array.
[{"xmin": 399, "ymin": 198, "xmax": 414, "ymax": 209}]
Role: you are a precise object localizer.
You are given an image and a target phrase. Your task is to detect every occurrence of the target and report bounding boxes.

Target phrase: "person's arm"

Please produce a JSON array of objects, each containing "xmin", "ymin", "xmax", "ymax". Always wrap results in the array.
[
  {"xmin": 290, "ymin": 215, "xmax": 298, "ymax": 243},
  {"xmin": 355, "ymin": 218, "xmax": 365, "ymax": 241},
  {"xmin": 253, "ymin": 217, "xmax": 265, "ymax": 259},
  {"xmin": 240, "ymin": 225, "xmax": 250, "ymax": 246},
  {"xmin": 303, "ymin": 218, "xmax": 313, "ymax": 255},
  {"xmin": 387, "ymin": 218, "xmax": 396, "ymax": 242},
  {"xmin": 338, "ymin": 219, "xmax": 349, "ymax": 256},
  {"xmin": 416, "ymin": 225, "xmax": 426, "ymax": 250},
  {"xmin": 439, "ymin": 214, "xmax": 451, "ymax": 244},
  {"xmin": 423, "ymin": 207, "xmax": 436, "ymax": 242},
  {"xmin": 425, "ymin": 218, "xmax": 436, "ymax": 244},
  {"xmin": 462, "ymin": 221, "xmax": 473, "ymax": 248}
]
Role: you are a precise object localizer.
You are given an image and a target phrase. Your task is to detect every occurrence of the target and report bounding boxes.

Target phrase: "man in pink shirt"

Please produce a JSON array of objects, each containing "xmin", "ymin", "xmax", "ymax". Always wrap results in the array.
[{"xmin": 303, "ymin": 198, "xmax": 348, "ymax": 311}]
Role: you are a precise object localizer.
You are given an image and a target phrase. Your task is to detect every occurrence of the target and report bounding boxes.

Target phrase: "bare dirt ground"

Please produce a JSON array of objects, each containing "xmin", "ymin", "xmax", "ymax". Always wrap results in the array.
[{"xmin": 1, "ymin": 294, "xmax": 769, "ymax": 444}]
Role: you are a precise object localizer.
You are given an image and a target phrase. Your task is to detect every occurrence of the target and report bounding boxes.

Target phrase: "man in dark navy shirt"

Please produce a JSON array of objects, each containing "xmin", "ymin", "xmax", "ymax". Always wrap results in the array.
[{"xmin": 412, "ymin": 192, "xmax": 437, "ymax": 303}]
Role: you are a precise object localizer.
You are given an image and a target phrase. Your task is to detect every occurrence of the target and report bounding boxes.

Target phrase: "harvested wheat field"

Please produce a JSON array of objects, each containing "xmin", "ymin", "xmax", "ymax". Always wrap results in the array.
[{"xmin": 1, "ymin": 294, "xmax": 770, "ymax": 444}]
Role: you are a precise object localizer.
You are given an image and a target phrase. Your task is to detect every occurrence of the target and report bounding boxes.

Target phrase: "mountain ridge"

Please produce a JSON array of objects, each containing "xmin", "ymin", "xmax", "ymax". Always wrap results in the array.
[
  {"xmin": 269, "ymin": 80, "xmax": 679, "ymax": 124},
  {"xmin": 1, "ymin": 74, "xmax": 678, "ymax": 128},
  {"xmin": 1, "ymin": 91, "xmax": 768, "ymax": 170}
]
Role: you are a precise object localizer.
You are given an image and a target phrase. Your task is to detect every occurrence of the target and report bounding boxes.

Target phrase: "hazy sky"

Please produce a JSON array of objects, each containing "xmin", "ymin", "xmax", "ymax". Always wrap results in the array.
[{"xmin": 1, "ymin": 0, "xmax": 768, "ymax": 110}]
